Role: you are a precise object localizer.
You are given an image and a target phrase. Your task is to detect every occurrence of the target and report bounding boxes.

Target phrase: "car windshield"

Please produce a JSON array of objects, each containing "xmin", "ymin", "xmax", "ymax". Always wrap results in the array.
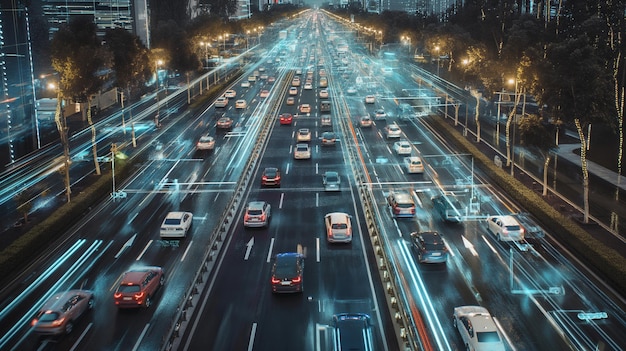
[
  {"xmin": 476, "ymin": 331, "xmax": 501, "ymax": 343},
  {"xmin": 326, "ymin": 175, "xmax": 338, "ymax": 182},
  {"xmin": 38, "ymin": 312, "xmax": 61, "ymax": 322},
  {"xmin": 397, "ymin": 203, "xmax": 414, "ymax": 208},
  {"xmin": 164, "ymin": 218, "xmax": 182, "ymax": 225},
  {"xmin": 505, "ymin": 225, "xmax": 521, "ymax": 231},
  {"xmin": 275, "ymin": 257, "xmax": 298, "ymax": 277},
  {"xmin": 297, "ymin": 146, "xmax": 308, "ymax": 151},
  {"xmin": 332, "ymin": 223, "xmax": 347, "ymax": 229},
  {"xmin": 117, "ymin": 284, "xmax": 141, "ymax": 293},
  {"xmin": 248, "ymin": 209, "xmax": 263, "ymax": 216},
  {"xmin": 265, "ymin": 169, "xmax": 277, "ymax": 177},
  {"xmin": 424, "ymin": 241, "xmax": 445, "ymax": 250}
]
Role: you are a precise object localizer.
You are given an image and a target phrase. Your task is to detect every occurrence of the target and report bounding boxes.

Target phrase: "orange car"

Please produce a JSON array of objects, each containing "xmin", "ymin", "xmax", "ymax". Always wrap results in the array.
[{"xmin": 114, "ymin": 267, "xmax": 164, "ymax": 308}]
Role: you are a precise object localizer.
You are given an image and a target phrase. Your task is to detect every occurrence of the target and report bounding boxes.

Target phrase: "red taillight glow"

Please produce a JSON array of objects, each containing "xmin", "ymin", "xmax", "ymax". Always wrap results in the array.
[
  {"xmin": 114, "ymin": 292, "xmax": 122, "ymax": 299},
  {"xmin": 292, "ymin": 276, "xmax": 301, "ymax": 283},
  {"xmin": 50, "ymin": 317, "xmax": 65, "ymax": 327},
  {"xmin": 271, "ymin": 277, "xmax": 281, "ymax": 284},
  {"xmin": 31, "ymin": 319, "xmax": 38, "ymax": 327},
  {"xmin": 134, "ymin": 291, "xmax": 145, "ymax": 300}
]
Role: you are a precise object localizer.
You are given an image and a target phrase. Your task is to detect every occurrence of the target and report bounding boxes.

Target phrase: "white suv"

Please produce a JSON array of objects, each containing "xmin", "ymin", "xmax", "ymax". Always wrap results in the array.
[
  {"xmin": 486, "ymin": 215, "xmax": 525, "ymax": 241},
  {"xmin": 244, "ymin": 201, "xmax": 271, "ymax": 228},
  {"xmin": 325, "ymin": 212, "xmax": 352, "ymax": 243},
  {"xmin": 160, "ymin": 212, "xmax": 193, "ymax": 238},
  {"xmin": 453, "ymin": 306, "xmax": 505, "ymax": 351}
]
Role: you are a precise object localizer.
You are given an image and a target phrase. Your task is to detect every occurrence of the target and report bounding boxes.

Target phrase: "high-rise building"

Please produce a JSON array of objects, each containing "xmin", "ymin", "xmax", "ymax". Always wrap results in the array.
[{"xmin": 0, "ymin": 1, "xmax": 38, "ymax": 168}]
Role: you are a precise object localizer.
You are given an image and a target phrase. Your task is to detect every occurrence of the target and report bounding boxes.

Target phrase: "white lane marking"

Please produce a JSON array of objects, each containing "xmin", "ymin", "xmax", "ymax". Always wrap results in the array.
[
  {"xmin": 316, "ymin": 192, "xmax": 319, "ymax": 207},
  {"xmin": 69, "ymin": 322, "xmax": 92, "ymax": 351},
  {"xmin": 266, "ymin": 237, "xmax": 275, "ymax": 263},
  {"xmin": 285, "ymin": 162, "xmax": 291, "ymax": 175},
  {"xmin": 128, "ymin": 212, "xmax": 138, "ymax": 224},
  {"xmin": 136, "ymin": 240, "xmax": 153, "ymax": 261},
  {"xmin": 247, "ymin": 323, "xmax": 258, "ymax": 351},
  {"xmin": 131, "ymin": 323, "xmax": 150, "ymax": 351},
  {"xmin": 279, "ymin": 193, "xmax": 285, "ymax": 209},
  {"xmin": 181, "ymin": 240, "xmax": 193, "ymax": 262},
  {"xmin": 316, "ymin": 237, "xmax": 320, "ymax": 263}
]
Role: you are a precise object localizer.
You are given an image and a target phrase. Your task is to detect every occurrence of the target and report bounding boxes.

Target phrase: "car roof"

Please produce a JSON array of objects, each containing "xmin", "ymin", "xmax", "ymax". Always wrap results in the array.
[
  {"xmin": 454, "ymin": 306, "xmax": 499, "ymax": 331},
  {"xmin": 165, "ymin": 211, "xmax": 190, "ymax": 219},
  {"xmin": 247, "ymin": 201, "xmax": 267, "ymax": 210},
  {"xmin": 406, "ymin": 156, "xmax": 422, "ymax": 162},
  {"xmin": 416, "ymin": 231, "xmax": 443, "ymax": 243},
  {"xmin": 493, "ymin": 215, "xmax": 520, "ymax": 225},
  {"xmin": 391, "ymin": 192, "xmax": 413, "ymax": 201},
  {"xmin": 41, "ymin": 290, "xmax": 92, "ymax": 311},
  {"xmin": 121, "ymin": 267, "xmax": 161, "ymax": 284},
  {"xmin": 326, "ymin": 212, "xmax": 349, "ymax": 222},
  {"xmin": 324, "ymin": 171, "xmax": 338, "ymax": 177}
]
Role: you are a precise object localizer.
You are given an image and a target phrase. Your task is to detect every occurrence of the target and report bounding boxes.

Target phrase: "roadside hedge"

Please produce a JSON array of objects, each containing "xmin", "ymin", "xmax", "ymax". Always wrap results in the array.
[{"xmin": 428, "ymin": 115, "xmax": 626, "ymax": 293}]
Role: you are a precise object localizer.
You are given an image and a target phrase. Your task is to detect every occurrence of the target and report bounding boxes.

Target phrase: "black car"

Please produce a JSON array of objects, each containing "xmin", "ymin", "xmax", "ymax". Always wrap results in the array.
[
  {"xmin": 332, "ymin": 313, "xmax": 374, "ymax": 351},
  {"xmin": 431, "ymin": 195, "xmax": 463, "ymax": 223},
  {"xmin": 271, "ymin": 253, "xmax": 304, "ymax": 293},
  {"xmin": 410, "ymin": 231, "xmax": 449, "ymax": 263}
]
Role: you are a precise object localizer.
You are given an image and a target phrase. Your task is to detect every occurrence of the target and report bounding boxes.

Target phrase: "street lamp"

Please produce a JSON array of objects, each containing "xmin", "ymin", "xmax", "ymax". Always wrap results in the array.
[
  {"xmin": 200, "ymin": 41, "xmax": 210, "ymax": 68},
  {"xmin": 154, "ymin": 59, "xmax": 163, "ymax": 128},
  {"xmin": 506, "ymin": 78, "xmax": 526, "ymax": 176},
  {"xmin": 434, "ymin": 45, "xmax": 441, "ymax": 76},
  {"xmin": 246, "ymin": 30, "xmax": 250, "ymax": 50},
  {"xmin": 401, "ymin": 35, "xmax": 412, "ymax": 56}
]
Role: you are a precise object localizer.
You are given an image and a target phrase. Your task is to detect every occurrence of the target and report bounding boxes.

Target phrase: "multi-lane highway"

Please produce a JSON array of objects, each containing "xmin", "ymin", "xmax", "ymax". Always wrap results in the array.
[{"xmin": 0, "ymin": 10, "xmax": 625, "ymax": 351}]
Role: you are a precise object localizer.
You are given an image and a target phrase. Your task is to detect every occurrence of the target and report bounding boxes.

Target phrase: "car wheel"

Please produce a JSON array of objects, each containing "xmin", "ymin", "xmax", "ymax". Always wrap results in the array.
[
  {"xmin": 65, "ymin": 321, "xmax": 74, "ymax": 334},
  {"xmin": 88, "ymin": 297, "xmax": 95, "ymax": 310},
  {"xmin": 452, "ymin": 316, "xmax": 457, "ymax": 328},
  {"xmin": 145, "ymin": 296, "xmax": 152, "ymax": 308},
  {"xmin": 159, "ymin": 275, "xmax": 165, "ymax": 286},
  {"xmin": 496, "ymin": 233, "xmax": 501, "ymax": 241}
]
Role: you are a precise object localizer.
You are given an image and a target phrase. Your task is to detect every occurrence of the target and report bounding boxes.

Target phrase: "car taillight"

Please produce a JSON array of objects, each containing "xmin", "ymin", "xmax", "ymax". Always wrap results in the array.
[
  {"xmin": 114, "ymin": 292, "xmax": 122, "ymax": 299},
  {"xmin": 244, "ymin": 214, "xmax": 250, "ymax": 221},
  {"xmin": 271, "ymin": 277, "xmax": 281, "ymax": 284},
  {"xmin": 51, "ymin": 317, "xmax": 65, "ymax": 327},
  {"xmin": 394, "ymin": 206, "xmax": 401, "ymax": 214},
  {"xmin": 411, "ymin": 208, "xmax": 416, "ymax": 214},
  {"xmin": 259, "ymin": 214, "xmax": 266, "ymax": 221},
  {"xmin": 31, "ymin": 318, "xmax": 38, "ymax": 326},
  {"xmin": 292, "ymin": 276, "xmax": 301, "ymax": 283},
  {"xmin": 262, "ymin": 176, "xmax": 267, "ymax": 181},
  {"xmin": 134, "ymin": 291, "xmax": 145, "ymax": 300}
]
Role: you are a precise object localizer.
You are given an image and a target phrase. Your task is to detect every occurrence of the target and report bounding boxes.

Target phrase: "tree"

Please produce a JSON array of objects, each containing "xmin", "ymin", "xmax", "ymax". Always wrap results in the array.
[
  {"xmin": 518, "ymin": 114, "xmax": 556, "ymax": 196},
  {"xmin": 14, "ymin": 191, "xmax": 32, "ymax": 224},
  {"xmin": 539, "ymin": 35, "xmax": 615, "ymax": 223},
  {"xmin": 105, "ymin": 28, "xmax": 152, "ymax": 147},
  {"xmin": 51, "ymin": 16, "xmax": 110, "ymax": 177}
]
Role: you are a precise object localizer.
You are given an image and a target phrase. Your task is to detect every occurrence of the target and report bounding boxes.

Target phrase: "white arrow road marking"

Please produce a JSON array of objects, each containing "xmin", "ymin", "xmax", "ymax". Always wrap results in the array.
[
  {"xmin": 114, "ymin": 233, "xmax": 136, "ymax": 259},
  {"xmin": 245, "ymin": 237, "xmax": 254, "ymax": 260},
  {"xmin": 462, "ymin": 235, "xmax": 479, "ymax": 256}
]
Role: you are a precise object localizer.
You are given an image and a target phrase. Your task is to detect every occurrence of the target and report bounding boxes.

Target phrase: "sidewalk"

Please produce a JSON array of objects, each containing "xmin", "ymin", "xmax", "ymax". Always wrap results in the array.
[{"xmin": 556, "ymin": 143, "xmax": 626, "ymax": 191}]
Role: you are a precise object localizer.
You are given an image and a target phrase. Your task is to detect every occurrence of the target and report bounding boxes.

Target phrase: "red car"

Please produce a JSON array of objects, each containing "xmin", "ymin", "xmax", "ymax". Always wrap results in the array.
[
  {"xmin": 279, "ymin": 113, "xmax": 293, "ymax": 125},
  {"xmin": 261, "ymin": 167, "xmax": 281, "ymax": 187},
  {"xmin": 114, "ymin": 267, "xmax": 164, "ymax": 308}
]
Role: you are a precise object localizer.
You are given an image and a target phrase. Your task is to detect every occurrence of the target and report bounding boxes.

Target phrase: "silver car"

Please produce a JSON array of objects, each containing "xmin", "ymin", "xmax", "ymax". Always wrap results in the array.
[
  {"xmin": 322, "ymin": 171, "xmax": 341, "ymax": 191},
  {"xmin": 32, "ymin": 290, "xmax": 94, "ymax": 335},
  {"xmin": 244, "ymin": 201, "xmax": 271, "ymax": 228}
]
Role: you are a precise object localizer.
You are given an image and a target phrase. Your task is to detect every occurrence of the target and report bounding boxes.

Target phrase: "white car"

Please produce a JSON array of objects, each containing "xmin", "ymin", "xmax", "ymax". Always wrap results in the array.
[
  {"xmin": 299, "ymin": 104, "xmax": 311, "ymax": 113},
  {"xmin": 291, "ymin": 77, "xmax": 301, "ymax": 87},
  {"xmin": 384, "ymin": 123, "xmax": 402, "ymax": 138},
  {"xmin": 294, "ymin": 143, "xmax": 311, "ymax": 159},
  {"xmin": 224, "ymin": 89, "xmax": 236, "ymax": 98},
  {"xmin": 304, "ymin": 82, "xmax": 313, "ymax": 90},
  {"xmin": 260, "ymin": 90, "xmax": 269, "ymax": 98},
  {"xmin": 289, "ymin": 87, "xmax": 298, "ymax": 95},
  {"xmin": 393, "ymin": 141, "xmax": 412, "ymax": 155},
  {"xmin": 346, "ymin": 86, "xmax": 357, "ymax": 95},
  {"xmin": 243, "ymin": 201, "xmax": 271, "ymax": 228},
  {"xmin": 325, "ymin": 212, "xmax": 352, "ymax": 243},
  {"xmin": 247, "ymin": 75, "xmax": 256, "ymax": 82},
  {"xmin": 160, "ymin": 211, "xmax": 193, "ymax": 238},
  {"xmin": 374, "ymin": 109, "xmax": 386, "ymax": 120},
  {"xmin": 486, "ymin": 215, "xmax": 525, "ymax": 241},
  {"xmin": 196, "ymin": 134, "xmax": 215, "ymax": 150},
  {"xmin": 241, "ymin": 81, "xmax": 251, "ymax": 88},
  {"xmin": 296, "ymin": 128, "xmax": 311, "ymax": 142},
  {"xmin": 359, "ymin": 115, "xmax": 373, "ymax": 127},
  {"xmin": 319, "ymin": 89, "xmax": 329, "ymax": 98},
  {"xmin": 453, "ymin": 306, "xmax": 505, "ymax": 351},
  {"xmin": 215, "ymin": 97, "xmax": 228, "ymax": 108},
  {"xmin": 286, "ymin": 97, "xmax": 295, "ymax": 105},
  {"xmin": 404, "ymin": 157, "xmax": 424, "ymax": 174},
  {"xmin": 235, "ymin": 100, "xmax": 247, "ymax": 109},
  {"xmin": 364, "ymin": 95, "xmax": 375, "ymax": 104}
]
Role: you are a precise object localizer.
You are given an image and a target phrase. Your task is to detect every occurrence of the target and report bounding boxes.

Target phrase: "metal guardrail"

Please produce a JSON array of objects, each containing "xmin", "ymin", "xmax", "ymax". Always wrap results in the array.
[{"xmin": 160, "ymin": 70, "xmax": 292, "ymax": 351}]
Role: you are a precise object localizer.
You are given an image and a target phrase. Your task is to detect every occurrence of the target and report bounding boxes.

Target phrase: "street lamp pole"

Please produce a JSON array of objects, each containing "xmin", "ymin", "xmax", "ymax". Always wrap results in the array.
[
  {"xmin": 435, "ymin": 46, "xmax": 441, "ymax": 76},
  {"xmin": 154, "ymin": 59, "xmax": 163, "ymax": 128}
]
